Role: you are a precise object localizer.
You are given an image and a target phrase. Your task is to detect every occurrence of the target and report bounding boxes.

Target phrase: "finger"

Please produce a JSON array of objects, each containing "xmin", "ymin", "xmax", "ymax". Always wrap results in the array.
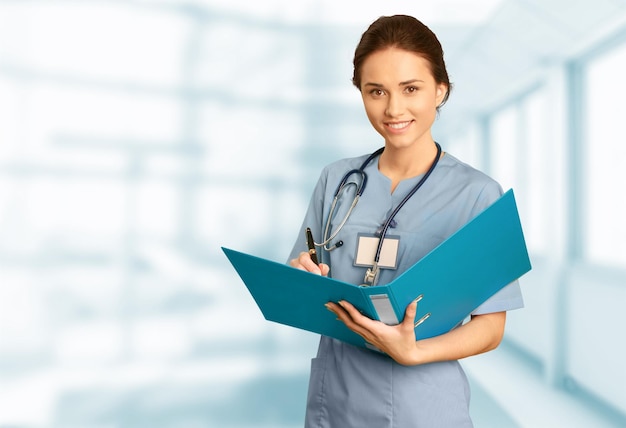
[
  {"xmin": 289, "ymin": 252, "xmax": 306, "ymax": 270},
  {"xmin": 402, "ymin": 299, "xmax": 418, "ymax": 329},
  {"xmin": 289, "ymin": 257, "xmax": 306, "ymax": 270},
  {"xmin": 326, "ymin": 301, "xmax": 348, "ymax": 319},
  {"xmin": 337, "ymin": 300, "xmax": 381, "ymax": 331},
  {"xmin": 290, "ymin": 252, "xmax": 322, "ymax": 274},
  {"xmin": 330, "ymin": 303, "xmax": 393, "ymax": 352},
  {"xmin": 327, "ymin": 302, "xmax": 372, "ymax": 338},
  {"xmin": 300, "ymin": 252, "xmax": 324, "ymax": 274},
  {"xmin": 337, "ymin": 300, "xmax": 361, "ymax": 318},
  {"xmin": 319, "ymin": 263, "xmax": 330, "ymax": 276}
]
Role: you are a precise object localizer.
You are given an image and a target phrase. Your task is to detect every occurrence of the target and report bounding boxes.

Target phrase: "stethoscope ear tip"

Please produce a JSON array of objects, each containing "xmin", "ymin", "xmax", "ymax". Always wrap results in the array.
[{"xmin": 326, "ymin": 240, "xmax": 344, "ymax": 251}]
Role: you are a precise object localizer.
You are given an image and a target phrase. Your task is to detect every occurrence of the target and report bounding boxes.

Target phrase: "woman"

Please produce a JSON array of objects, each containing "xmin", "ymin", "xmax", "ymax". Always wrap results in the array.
[{"xmin": 288, "ymin": 15, "xmax": 523, "ymax": 427}]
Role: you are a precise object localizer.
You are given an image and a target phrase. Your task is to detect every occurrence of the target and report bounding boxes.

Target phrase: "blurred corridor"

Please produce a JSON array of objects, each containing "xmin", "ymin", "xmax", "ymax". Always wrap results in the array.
[{"xmin": 1, "ymin": 1, "xmax": 625, "ymax": 427}]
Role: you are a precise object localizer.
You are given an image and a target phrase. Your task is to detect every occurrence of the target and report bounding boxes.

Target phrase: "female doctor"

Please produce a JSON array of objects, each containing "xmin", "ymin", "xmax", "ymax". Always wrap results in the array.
[{"xmin": 288, "ymin": 15, "xmax": 523, "ymax": 428}]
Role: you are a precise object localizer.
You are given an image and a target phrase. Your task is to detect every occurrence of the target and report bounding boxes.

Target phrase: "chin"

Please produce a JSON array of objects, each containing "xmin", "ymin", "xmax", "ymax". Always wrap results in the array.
[{"xmin": 384, "ymin": 135, "xmax": 421, "ymax": 149}]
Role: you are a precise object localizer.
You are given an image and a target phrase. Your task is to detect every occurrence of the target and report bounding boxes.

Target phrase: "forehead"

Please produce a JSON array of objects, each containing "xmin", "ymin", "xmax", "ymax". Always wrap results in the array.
[{"xmin": 361, "ymin": 47, "xmax": 434, "ymax": 83}]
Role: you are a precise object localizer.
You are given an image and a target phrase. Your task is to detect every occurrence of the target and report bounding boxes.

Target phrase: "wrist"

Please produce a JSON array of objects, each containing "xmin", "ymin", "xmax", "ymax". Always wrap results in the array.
[
  {"xmin": 392, "ymin": 341, "xmax": 427, "ymax": 366},
  {"xmin": 406, "ymin": 339, "xmax": 437, "ymax": 366}
]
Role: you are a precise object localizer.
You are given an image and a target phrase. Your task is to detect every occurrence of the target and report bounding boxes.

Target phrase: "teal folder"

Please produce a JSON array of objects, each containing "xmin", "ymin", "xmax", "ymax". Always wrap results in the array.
[{"xmin": 222, "ymin": 189, "xmax": 531, "ymax": 349}]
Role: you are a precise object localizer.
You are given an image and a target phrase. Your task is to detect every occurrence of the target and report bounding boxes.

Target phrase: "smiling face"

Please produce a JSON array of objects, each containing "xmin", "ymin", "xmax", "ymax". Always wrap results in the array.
[{"xmin": 360, "ymin": 47, "xmax": 447, "ymax": 152}]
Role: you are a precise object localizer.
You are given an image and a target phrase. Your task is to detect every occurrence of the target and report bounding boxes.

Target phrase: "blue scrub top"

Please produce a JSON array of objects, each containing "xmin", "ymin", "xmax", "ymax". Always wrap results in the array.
[{"xmin": 289, "ymin": 150, "xmax": 524, "ymax": 428}]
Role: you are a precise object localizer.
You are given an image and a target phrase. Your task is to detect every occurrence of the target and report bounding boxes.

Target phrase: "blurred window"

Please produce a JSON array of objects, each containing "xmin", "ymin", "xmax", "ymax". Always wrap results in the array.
[
  {"xmin": 583, "ymin": 39, "xmax": 626, "ymax": 266},
  {"xmin": 487, "ymin": 89, "xmax": 550, "ymax": 256},
  {"xmin": 489, "ymin": 105, "xmax": 519, "ymax": 192},
  {"xmin": 445, "ymin": 122, "xmax": 482, "ymax": 170},
  {"xmin": 521, "ymin": 89, "xmax": 549, "ymax": 255}
]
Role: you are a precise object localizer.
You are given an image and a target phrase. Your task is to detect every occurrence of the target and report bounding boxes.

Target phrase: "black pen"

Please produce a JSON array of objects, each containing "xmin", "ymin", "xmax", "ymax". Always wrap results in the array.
[{"xmin": 305, "ymin": 227, "xmax": 319, "ymax": 265}]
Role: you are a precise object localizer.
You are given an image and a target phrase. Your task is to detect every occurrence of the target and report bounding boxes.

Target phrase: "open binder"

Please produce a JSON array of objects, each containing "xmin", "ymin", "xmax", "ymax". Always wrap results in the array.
[{"xmin": 222, "ymin": 189, "xmax": 531, "ymax": 349}]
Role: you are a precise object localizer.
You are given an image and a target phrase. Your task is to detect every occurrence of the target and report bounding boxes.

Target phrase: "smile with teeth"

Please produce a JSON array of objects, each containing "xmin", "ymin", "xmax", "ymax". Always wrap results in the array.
[{"xmin": 386, "ymin": 121, "xmax": 412, "ymax": 130}]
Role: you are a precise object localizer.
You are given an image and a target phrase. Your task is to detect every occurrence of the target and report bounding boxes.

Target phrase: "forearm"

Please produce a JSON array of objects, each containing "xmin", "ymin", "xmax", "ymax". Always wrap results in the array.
[
  {"xmin": 407, "ymin": 311, "xmax": 507, "ymax": 366},
  {"xmin": 327, "ymin": 299, "xmax": 508, "ymax": 367}
]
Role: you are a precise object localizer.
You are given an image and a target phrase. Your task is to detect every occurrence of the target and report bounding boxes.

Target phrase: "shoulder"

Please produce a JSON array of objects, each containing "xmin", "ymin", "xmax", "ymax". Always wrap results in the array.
[
  {"xmin": 306, "ymin": 152, "xmax": 376, "ymax": 200},
  {"xmin": 439, "ymin": 152, "xmax": 496, "ymax": 185},
  {"xmin": 318, "ymin": 152, "xmax": 375, "ymax": 182},
  {"xmin": 440, "ymin": 152, "xmax": 501, "ymax": 191},
  {"xmin": 436, "ymin": 152, "xmax": 504, "ymax": 213},
  {"xmin": 323, "ymin": 152, "xmax": 373, "ymax": 172}
]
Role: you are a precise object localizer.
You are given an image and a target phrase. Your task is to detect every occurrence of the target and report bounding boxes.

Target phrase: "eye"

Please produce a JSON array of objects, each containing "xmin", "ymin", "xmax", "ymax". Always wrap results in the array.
[
  {"xmin": 405, "ymin": 86, "xmax": 419, "ymax": 94},
  {"xmin": 369, "ymin": 88, "xmax": 385, "ymax": 97}
]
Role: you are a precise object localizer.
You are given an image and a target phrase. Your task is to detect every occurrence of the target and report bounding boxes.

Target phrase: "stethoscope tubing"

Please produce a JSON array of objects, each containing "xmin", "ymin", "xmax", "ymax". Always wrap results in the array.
[
  {"xmin": 372, "ymin": 142, "xmax": 442, "ymax": 264},
  {"xmin": 317, "ymin": 143, "xmax": 442, "ymax": 284}
]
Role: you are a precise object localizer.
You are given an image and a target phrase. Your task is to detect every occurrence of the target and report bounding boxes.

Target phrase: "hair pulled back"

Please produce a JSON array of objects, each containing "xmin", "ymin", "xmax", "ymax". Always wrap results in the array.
[{"xmin": 352, "ymin": 15, "xmax": 452, "ymax": 108}]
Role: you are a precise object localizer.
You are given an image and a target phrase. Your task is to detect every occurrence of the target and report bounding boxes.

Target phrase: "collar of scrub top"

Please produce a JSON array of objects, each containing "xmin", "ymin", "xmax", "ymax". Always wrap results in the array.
[{"xmin": 362, "ymin": 142, "xmax": 442, "ymax": 286}]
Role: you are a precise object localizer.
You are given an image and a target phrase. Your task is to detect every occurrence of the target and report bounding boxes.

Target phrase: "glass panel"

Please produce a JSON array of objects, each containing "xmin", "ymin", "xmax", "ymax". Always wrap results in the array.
[
  {"xmin": 584, "ymin": 41, "xmax": 626, "ymax": 265},
  {"xmin": 522, "ymin": 89, "xmax": 548, "ymax": 254},
  {"xmin": 445, "ymin": 122, "xmax": 482, "ymax": 170},
  {"xmin": 489, "ymin": 105, "xmax": 519, "ymax": 192}
]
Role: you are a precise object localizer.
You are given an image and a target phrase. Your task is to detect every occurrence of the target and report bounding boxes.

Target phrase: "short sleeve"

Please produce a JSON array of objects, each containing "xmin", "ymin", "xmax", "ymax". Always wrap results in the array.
[
  {"xmin": 286, "ymin": 166, "xmax": 330, "ymax": 263},
  {"xmin": 472, "ymin": 280, "xmax": 524, "ymax": 314}
]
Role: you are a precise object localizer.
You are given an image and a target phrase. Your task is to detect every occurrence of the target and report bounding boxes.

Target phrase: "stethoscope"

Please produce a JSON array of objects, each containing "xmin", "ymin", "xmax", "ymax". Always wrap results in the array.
[{"xmin": 315, "ymin": 142, "xmax": 442, "ymax": 286}]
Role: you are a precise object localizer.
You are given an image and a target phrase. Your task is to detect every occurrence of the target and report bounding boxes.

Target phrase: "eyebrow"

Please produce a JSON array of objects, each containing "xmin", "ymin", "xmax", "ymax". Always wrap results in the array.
[{"xmin": 363, "ymin": 79, "xmax": 425, "ymax": 87}]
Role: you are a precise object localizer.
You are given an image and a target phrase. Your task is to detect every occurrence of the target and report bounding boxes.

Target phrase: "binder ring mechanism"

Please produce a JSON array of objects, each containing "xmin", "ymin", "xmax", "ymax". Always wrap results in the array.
[{"xmin": 413, "ymin": 294, "xmax": 431, "ymax": 328}]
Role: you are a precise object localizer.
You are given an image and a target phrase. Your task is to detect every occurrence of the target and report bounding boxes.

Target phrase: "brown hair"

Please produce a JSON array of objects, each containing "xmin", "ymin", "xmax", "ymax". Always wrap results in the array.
[{"xmin": 352, "ymin": 15, "xmax": 452, "ymax": 108}]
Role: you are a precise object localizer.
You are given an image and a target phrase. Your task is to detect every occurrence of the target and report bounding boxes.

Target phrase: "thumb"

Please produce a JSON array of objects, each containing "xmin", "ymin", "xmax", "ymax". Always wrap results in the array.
[
  {"xmin": 403, "ymin": 298, "xmax": 418, "ymax": 327},
  {"xmin": 320, "ymin": 263, "xmax": 330, "ymax": 277}
]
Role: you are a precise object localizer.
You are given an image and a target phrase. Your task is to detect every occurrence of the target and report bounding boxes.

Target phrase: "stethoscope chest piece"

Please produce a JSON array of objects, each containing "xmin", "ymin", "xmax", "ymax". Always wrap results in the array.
[{"xmin": 362, "ymin": 262, "xmax": 380, "ymax": 287}]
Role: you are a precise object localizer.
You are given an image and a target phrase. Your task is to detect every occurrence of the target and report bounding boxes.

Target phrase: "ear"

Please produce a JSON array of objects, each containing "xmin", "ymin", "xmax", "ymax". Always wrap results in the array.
[{"xmin": 436, "ymin": 83, "xmax": 447, "ymax": 105}]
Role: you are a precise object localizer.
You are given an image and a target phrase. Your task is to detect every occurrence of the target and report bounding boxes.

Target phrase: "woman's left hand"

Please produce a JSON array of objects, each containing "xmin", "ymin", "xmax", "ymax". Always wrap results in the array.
[
  {"xmin": 326, "ymin": 299, "xmax": 420, "ymax": 365},
  {"xmin": 327, "ymin": 299, "xmax": 507, "ymax": 366}
]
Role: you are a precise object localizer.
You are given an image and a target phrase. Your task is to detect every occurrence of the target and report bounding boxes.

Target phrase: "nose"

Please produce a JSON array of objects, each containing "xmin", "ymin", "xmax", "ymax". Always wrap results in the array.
[{"xmin": 384, "ymin": 93, "xmax": 404, "ymax": 117}]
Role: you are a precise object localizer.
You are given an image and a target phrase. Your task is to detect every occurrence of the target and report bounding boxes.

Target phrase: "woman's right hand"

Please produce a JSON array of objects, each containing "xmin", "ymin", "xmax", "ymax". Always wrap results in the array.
[{"xmin": 289, "ymin": 252, "xmax": 330, "ymax": 276}]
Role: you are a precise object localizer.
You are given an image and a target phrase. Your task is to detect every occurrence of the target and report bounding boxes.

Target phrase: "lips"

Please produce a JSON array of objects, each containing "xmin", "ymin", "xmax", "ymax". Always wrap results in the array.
[{"xmin": 385, "ymin": 120, "xmax": 413, "ymax": 131}]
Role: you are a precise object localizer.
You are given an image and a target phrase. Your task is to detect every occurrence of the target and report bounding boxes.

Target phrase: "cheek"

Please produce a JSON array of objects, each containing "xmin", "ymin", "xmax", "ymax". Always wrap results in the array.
[
  {"xmin": 363, "ymin": 102, "xmax": 381, "ymax": 123},
  {"xmin": 411, "ymin": 96, "xmax": 439, "ymax": 116},
  {"xmin": 363, "ymin": 106, "xmax": 387, "ymax": 136}
]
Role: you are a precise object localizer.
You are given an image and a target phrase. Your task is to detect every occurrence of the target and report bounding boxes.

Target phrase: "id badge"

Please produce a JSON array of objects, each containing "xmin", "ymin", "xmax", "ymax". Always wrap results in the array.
[{"xmin": 354, "ymin": 233, "xmax": 399, "ymax": 269}]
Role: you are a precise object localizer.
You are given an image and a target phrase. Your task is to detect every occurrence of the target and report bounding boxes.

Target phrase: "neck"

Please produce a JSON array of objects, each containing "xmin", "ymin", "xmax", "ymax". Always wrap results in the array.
[{"xmin": 379, "ymin": 141, "xmax": 440, "ymax": 190}]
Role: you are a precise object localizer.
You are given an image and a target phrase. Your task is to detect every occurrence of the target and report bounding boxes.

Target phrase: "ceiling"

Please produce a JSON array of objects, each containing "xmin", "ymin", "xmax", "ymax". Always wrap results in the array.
[
  {"xmin": 197, "ymin": 0, "xmax": 626, "ymax": 128},
  {"xmin": 438, "ymin": 0, "xmax": 626, "ymax": 125},
  {"xmin": 1, "ymin": 0, "xmax": 625, "ymax": 134},
  {"xmin": 196, "ymin": 0, "xmax": 505, "ymax": 26}
]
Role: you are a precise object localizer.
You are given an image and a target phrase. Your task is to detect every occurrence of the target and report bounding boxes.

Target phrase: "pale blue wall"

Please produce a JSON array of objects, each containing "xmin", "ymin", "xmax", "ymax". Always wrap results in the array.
[{"xmin": 0, "ymin": 1, "xmax": 625, "ymax": 427}]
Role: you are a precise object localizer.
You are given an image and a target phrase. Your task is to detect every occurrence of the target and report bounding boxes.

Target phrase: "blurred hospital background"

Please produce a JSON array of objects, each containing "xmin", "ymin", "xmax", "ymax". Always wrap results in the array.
[{"xmin": 0, "ymin": 0, "xmax": 625, "ymax": 427}]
